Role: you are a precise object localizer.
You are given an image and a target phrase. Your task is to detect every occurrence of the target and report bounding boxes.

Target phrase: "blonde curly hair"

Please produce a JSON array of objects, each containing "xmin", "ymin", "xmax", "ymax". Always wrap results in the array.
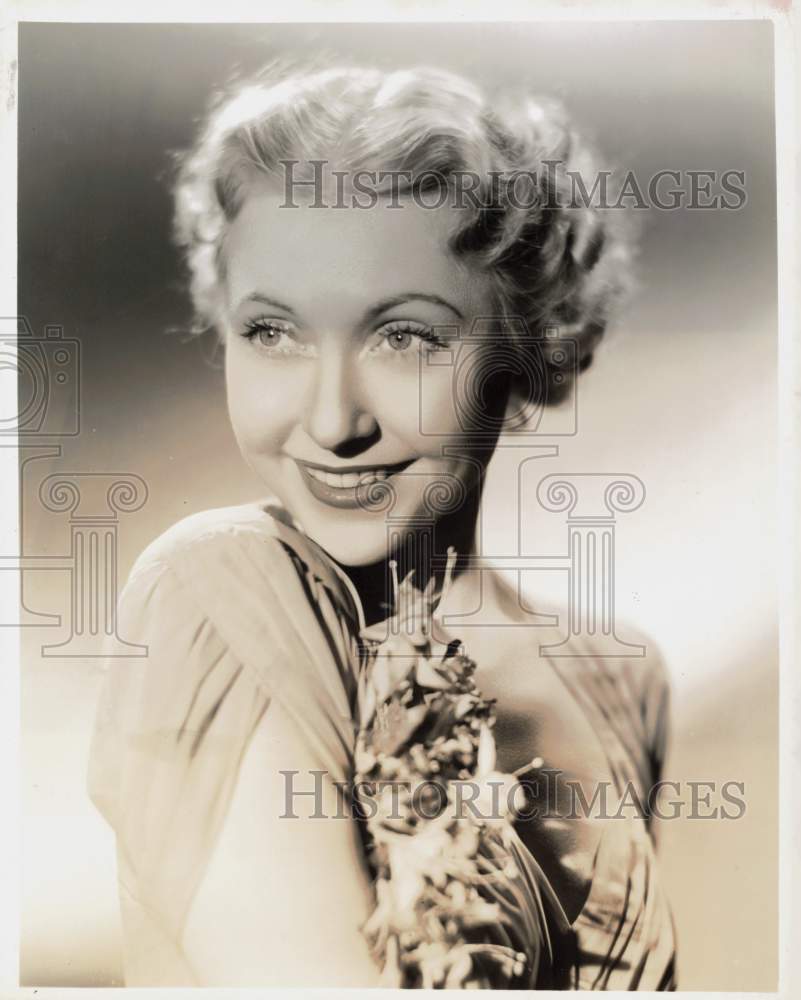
[{"xmin": 173, "ymin": 60, "xmax": 633, "ymax": 406}]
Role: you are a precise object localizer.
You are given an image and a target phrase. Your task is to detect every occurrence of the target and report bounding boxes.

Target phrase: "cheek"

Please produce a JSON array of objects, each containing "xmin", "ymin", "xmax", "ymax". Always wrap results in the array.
[
  {"xmin": 376, "ymin": 344, "xmax": 492, "ymax": 448},
  {"xmin": 359, "ymin": 362, "xmax": 462, "ymax": 455},
  {"xmin": 225, "ymin": 349, "xmax": 305, "ymax": 454}
]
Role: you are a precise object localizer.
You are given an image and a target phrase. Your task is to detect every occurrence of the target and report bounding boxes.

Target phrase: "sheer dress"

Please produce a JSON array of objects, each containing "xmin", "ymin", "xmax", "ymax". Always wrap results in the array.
[{"xmin": 88, "ymin": 501, "xmax": 676, "ymax": 989}]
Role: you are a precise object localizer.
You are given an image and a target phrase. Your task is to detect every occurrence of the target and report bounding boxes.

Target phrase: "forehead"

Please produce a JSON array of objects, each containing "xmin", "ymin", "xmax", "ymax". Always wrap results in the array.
[{"xmin": 223, "ymin": 184, "xmax": 490, "ymax": 316}]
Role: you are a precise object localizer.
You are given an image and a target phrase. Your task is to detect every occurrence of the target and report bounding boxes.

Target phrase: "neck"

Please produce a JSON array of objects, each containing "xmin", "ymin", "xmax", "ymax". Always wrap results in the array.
[{"xmin": 336, "ymin": 486, "xmax": 481, "ymax": 628}]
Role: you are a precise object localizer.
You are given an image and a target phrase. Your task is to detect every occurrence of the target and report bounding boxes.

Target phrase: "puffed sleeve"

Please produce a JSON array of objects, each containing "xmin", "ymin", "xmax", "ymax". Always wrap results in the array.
[
  {"xmin": 87, "ymin": 505, "xmax": 363, "ymax": 984},
  {"xmin": 88, "ymin": 554, "xmax": 272, "ymax": 983}
]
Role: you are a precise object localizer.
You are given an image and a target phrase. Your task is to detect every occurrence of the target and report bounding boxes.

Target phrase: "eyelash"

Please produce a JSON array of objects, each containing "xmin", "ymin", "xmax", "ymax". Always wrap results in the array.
[
  {"xmin": 242, "ymin": 317, "xmax": 291, "ymax": 342},
  {"xmin": 239, "ymin": 317, "xmax": 451, "ymax": 355},
  {"xmin": 378, "ymin": 320, "xmax": 449, "ymax": 352}
]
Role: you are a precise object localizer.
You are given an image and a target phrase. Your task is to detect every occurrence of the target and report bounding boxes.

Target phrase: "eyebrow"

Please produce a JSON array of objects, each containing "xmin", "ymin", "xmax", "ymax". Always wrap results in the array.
[
  {"xmin": 365, "ymin": 293, "xmax": 465, "ymax": 322},
  {"xmin": 239, "ymin": 293, "xmax": 297, "ymax": 314},
  {"xmin": 238, "ymin": 291, "xmax": 465, "ymax": 322}
]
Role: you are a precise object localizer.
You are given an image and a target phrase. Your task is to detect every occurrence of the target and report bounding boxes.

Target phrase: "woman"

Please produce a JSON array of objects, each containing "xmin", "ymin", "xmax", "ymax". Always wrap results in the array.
[{"xmin": 88, "ymin": 62, "xmax": 675, "ymax": 989}]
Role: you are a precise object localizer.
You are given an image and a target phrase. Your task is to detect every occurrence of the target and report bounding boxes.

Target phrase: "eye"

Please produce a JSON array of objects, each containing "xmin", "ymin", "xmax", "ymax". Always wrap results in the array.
[
  {"xmin": 373, "ymin": 320, "xmax": 447, "ymax": 356},
  {"xmin": 242, "ymin": 317, "xmax": 291, "ymax": 347},
  {"xmin": 241, "ymin": 317, "xmax": 313, "ymax": 358},
  {"xmin": 387, "ymin": 328, "xmax": 414, "ymax": 351}
]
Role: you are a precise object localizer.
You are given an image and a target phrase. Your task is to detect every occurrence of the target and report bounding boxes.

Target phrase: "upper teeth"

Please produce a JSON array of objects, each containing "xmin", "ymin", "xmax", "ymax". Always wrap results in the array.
[{"xmin": 306, "ymin": 467, "xmax": 392, "ymax": 488}]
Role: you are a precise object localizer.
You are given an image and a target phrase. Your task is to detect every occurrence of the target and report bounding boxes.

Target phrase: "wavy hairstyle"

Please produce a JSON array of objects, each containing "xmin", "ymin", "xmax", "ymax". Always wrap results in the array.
[{"xmin": 173, "ymin": 60, "xmax": 633, "ymax": 407}]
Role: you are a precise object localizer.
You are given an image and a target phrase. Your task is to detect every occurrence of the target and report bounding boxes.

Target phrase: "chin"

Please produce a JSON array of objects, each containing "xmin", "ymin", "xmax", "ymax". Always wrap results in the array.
[{"xmin": 300, "ymin": 513, "xmax": 398, "ymax": 568}]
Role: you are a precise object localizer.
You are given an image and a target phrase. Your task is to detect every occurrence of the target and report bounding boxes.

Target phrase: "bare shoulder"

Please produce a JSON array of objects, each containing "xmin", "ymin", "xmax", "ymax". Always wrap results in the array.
[{"xmin": 470, "ymin": 571, "xmax": 671, "ymax": 716}]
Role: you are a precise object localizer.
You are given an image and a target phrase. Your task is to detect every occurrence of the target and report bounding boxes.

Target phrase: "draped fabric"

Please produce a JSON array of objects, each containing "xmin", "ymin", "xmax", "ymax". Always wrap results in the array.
[
  {"xmin": 546, "ymin": 649, "xmax": 677, "ymax": 989},
  {"xmin": 88, "ymin": 501, "xmax": 676, "ymax": 988}
]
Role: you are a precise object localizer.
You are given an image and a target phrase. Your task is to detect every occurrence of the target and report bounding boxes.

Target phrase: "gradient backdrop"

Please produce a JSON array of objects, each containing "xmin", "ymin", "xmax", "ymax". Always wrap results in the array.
[{"xmin": 17, "ymin": 20, "xmax": 777, "ymax": 989}]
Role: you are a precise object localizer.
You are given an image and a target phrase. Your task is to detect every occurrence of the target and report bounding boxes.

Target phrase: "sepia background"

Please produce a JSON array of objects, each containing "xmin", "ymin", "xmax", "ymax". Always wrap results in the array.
[{"xmin": 17, "ymin": 20, "xmax": 777, "ymax": 989}]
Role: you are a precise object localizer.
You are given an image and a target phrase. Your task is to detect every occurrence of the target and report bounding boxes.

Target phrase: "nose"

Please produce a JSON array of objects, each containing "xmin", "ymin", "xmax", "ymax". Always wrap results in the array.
[{"xmin": 302, "ymin": 349, "xmax": 379, "ymax": 454}]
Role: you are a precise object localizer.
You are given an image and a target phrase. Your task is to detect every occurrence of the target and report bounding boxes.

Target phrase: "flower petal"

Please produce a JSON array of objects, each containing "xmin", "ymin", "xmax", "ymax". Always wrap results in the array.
[{"xmin": 477, "ymin": 723, "xmax": 497, "ymax": 776}]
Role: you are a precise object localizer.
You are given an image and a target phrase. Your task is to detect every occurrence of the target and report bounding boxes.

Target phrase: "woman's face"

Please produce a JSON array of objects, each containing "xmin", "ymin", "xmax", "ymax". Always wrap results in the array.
[{"xmin": 222, "ymin": 179, "xmax": 505, "ymax": 566}]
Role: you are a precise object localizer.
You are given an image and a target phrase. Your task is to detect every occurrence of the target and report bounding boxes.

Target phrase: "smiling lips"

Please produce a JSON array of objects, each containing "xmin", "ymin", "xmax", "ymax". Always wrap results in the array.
[{"xmin": 294, "ymin": 458, "xmax": 413, "ymax": 509}]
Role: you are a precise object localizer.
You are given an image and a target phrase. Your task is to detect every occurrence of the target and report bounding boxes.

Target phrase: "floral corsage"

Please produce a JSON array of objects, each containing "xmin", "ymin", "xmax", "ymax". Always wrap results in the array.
[{"xmin": 353, "ymin": 550, "xmax": 538, "ymax": 989}]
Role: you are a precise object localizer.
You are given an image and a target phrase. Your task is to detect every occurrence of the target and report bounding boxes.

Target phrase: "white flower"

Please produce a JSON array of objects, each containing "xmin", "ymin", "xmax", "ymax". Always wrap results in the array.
[
  {"xmin": 473, "ymin": 770, "xmax": 525, "ymax": 825},
  {"xmin": 477, "ymin": 722, "xmax": 497, "ymax": 775}
]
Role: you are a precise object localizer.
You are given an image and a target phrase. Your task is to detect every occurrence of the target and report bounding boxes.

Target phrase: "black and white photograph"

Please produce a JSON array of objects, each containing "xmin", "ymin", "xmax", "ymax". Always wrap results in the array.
[{"xmin": 3, "ymin": 3, "xmax": 798, "ymax": 994}]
